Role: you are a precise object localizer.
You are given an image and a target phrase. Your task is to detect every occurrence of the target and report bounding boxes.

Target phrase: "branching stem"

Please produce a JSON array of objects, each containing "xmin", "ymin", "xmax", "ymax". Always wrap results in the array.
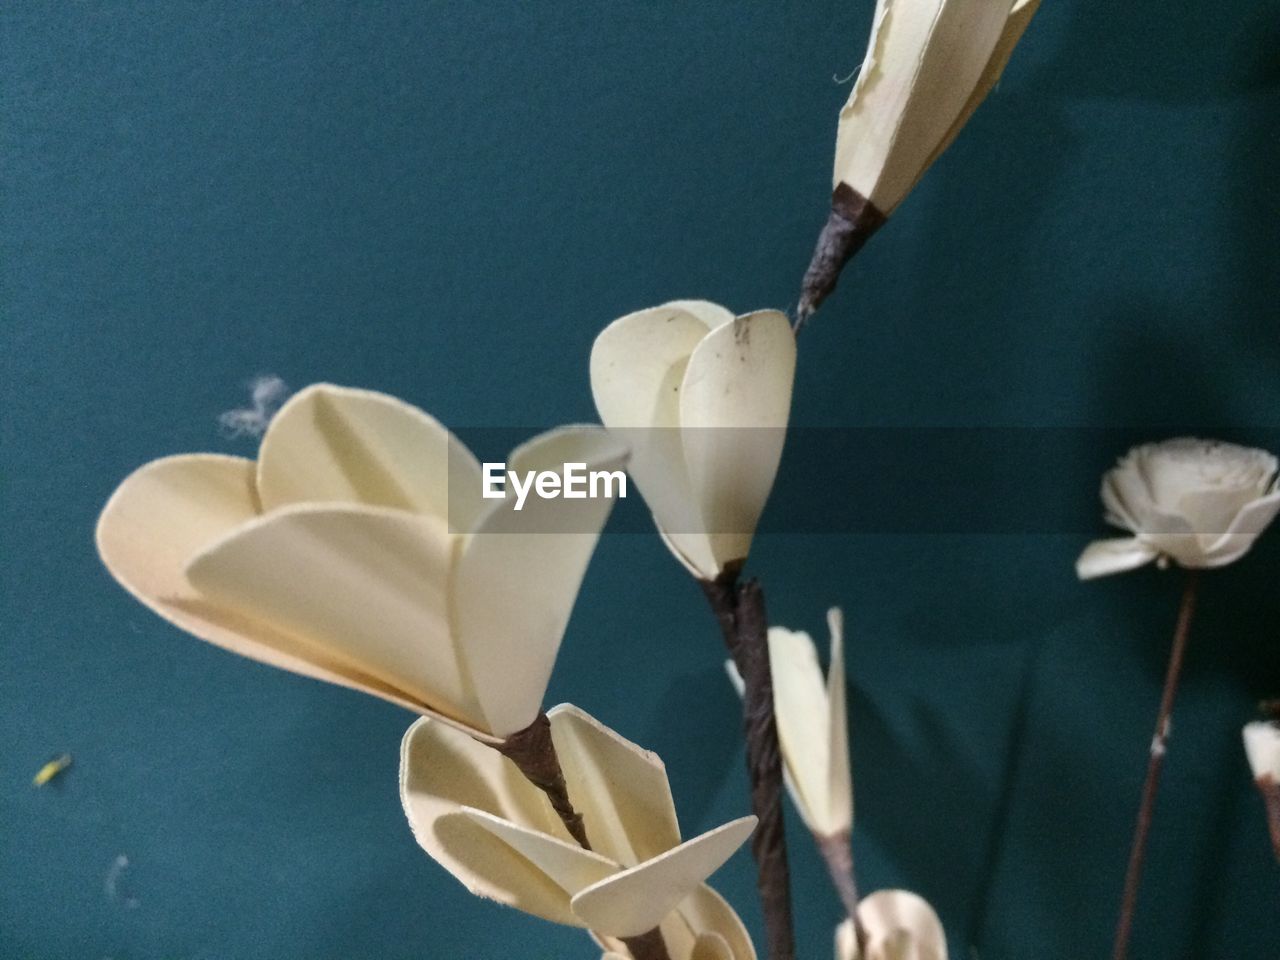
[{"xmin": 1111, "ymin": 569, "xmax": 1200, "ymax": 960}]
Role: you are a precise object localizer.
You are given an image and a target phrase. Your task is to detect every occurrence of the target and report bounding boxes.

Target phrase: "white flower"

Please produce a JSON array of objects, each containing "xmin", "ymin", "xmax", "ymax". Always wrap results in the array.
[
  {"xmin": 834, "ymin": 0, "xmax": 1040, "ymax": 217},
  {"xmin": 96, "ymin": 383, "xmax": 626, "ymax": 741},
  {"xmin": 1244, "ymin": 721, "xmax": 1280, "ymax": 785},
  {"xmin": 835, "ymin": 890, "xmax": 948, "ymax": 960},
  {"xmin": 1076, "ymin": 438, "xmax": 1280, "ymax": 579},
  {"xmin": 727, "ymin": 608, "xmax": 852, "ymax": 838},
  {"xmin": 400, "ymin": 704, "xmax": 757, "ymax": 954},
  {"xmin": 591, "ymin": 301, "xmax": 796, "ymax": 581},
  {"xmin": 1243, "ymin": 720, "xmax": 1280, "ymax": 862}
]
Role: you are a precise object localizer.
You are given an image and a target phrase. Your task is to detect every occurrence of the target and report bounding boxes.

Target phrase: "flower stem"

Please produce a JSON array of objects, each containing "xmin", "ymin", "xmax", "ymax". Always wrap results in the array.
[
  {"xmin": 817, "ymin": 831, "xmax": 868, "ymax": 950},
  {"xmin": 497, "ymin": 712, "xmax": 592, "ymax": 850},
  {"xmin": 1111, "ymin": 569, "xmax": 1200, "ymax": 960},
  {"xmin": 498, "ymin": 713, "xmax": 673, "ymax": 960},
  {"xmin": 621, "ymin": 929, "xmax": 673, "ymax": 960},
  {"xmin": 702, "ymin": 569, "xmax": 796, "ymax": 960},
  {"xmin": 1256, "ymin": 775, "xmax": 1280, "ymax": 864},
  {"xmin": 794, "ymin": 183, "xmax": 887, "ymax": 329}
]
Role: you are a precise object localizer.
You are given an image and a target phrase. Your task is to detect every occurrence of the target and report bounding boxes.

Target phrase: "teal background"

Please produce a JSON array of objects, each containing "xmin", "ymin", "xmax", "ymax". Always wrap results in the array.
[{"xmin": 3, "ymin": 2, "xmax": 1279, "ymax": 958}]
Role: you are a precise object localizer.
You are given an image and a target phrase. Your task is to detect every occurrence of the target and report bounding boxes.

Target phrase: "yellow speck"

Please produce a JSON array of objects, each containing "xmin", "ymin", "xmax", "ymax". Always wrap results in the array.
[{"xmin": 33, "ymin": 753, "xmax": 72, "ymax": 787}]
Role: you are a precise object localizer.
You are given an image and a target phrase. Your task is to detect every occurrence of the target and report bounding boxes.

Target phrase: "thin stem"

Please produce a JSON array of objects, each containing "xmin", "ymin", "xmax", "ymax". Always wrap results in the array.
[
  {"xmin": 497, "ymin": 713, "xmax": 673, "ymax": 960},
  {"xmin": 497, "ymin": 712, "xmax": 592, "ymax": 849},
  {"xmin": 1111, "ymin": 569, "xmax": 1200, "ymax": 960},
  {"xmin": 701, "ymin": 570, "xmax": 796, "ymax": 960},
  {"xmin": 621, "ymin": 929, "xmax": 673, "ymax": 960},
  {"xmin": 817, "ymin": 831, "xmax": 868, "ymax": 951},
  {"xmin": 1255, "ymin": 775, "xmax": 1280, "ymax": 864}
]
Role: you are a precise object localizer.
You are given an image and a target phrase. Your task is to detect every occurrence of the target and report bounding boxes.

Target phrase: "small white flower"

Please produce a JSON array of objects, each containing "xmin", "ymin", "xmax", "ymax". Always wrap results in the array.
[
  {"xmin": 591, "ymin": 301, "xmax": 796, "ymax": 581},
  {"xmin": 400, "ymin": 704, "xmax": 756, "ymax": 954},
  {"xmin": 727, "ymin": 609, "xmax": 852, "ymax": 838},
  {"xmin": 1077, "ymin": 438, "xmax": 1280, "ymax": 579},
  {"xmin": 97, "ymin": 383, "xmax": 627, "ymax": 741},
  {"xmin": 834, "ymin": 890, "xmax": 948, "ymax": 960},
  {"xmin": 1244, "ymin": 721, "xmax": 1280, "ymax": 785},
  {"xmin": 834, "ymin": 0, "xmax": 1040, "ymax": 217},
  {"xmin": 1243, "ymin": 720, "xmax": 1280, "ymax": 862}
]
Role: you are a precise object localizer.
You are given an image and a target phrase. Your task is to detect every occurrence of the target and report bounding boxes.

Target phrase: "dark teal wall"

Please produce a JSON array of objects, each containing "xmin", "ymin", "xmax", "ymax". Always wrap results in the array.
[{"xmin": 3, "ymin": 2, "xmax": 1278, "ymax": 958}]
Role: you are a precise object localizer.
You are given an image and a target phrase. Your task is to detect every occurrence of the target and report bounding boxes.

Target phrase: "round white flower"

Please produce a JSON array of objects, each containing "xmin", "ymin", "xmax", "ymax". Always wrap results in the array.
[{"xmin": 1077, "ymin": 438, "xmax": 1280, "ymax": 579}]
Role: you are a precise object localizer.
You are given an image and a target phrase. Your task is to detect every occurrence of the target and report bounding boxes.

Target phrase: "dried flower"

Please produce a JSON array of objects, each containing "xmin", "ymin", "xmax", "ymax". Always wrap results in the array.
[
  {"xmin": 96, "ymin": 383, "xmax": 626, "ymax": 741},
  {"xmin": 591, "ymin": 302, "xmax": 796, "ymax": 581},
  {"xmin": 1077, "ymin": 438, "xmax": 1280, "ymax": 579},
  {"xmin": 799, "ymin": 0, "xmax": 1040, "ymax": 321},
  {"xmin": 1243, "ymin": 720, "xmax": 1280, "ymax": 862},
  {"xmin": 728, "ymin": 609, "xmax": 852, "ymax": 838},
  {"xmin": 401, "ymin": 704, "xmax": 757, "ymax": 953},
  {"xmin": 834, "ymin": 890, "xmax": 948, "ymax": 960}
]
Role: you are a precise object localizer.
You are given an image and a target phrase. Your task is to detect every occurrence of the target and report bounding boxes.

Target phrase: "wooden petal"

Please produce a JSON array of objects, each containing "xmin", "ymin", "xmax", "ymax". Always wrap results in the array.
[
  {"xmin": 835, "ymin": 919, "xmax": 858, "ymax": 960},
  {"xmin": 256, "ymin": 383, "xmax": 486, "ymax": 530},
  {"xmin": 679, "ymin": 311, "xmax": 795, "ymax": 571},
  {"xmin": 400, "ymin": 717, "xmax": 576, "ymax": 923},
  {"xmin": 691, "ymin": 932, "xmax": 734, "ymax": 960},
  {"xmin": 836, "ymin": 0, "xmax": 1014, "ymax": 213},
  {"xmin": 912, "ymin": 0, "xmax": 1041, "ymax": 192},
  {"xmin": 96, "ymin": 455, "xmax": 424, "ymax": 713},
  {"xmin": 187, "ymin": 503, "xmax": 486, "ymax": 730},
  {"xmin": 826, "ymin": 608, "xmax": 854, "ymax": 836},
  {"xmin": 675, "ymin": 885, "xmax": 758, "ymax": 960},
  {"xmin": 452, "ymin": 428, "xmax": 627, "ymax": 737},
  {"xmin": 547, "ymin": 704, "xmax": 682, "ymax": 866},
  {"xmin": 1244, "ymin": 721, "xmax": 1280, "ymax": 782},
  {"xmin": 1075, "ymin": 537, "xmax": 1158, "ymax": 580},
  {"xmin": 570, "ymin": 817, "xmax": 756, "ymax": 937},
  {"xmin": 767, "ymin": 627, "xmax": 830, "ymax": 833},
  {"xmin": 856, "ymin": 889, "xmax": 949, "ymax": 960},
  {"xmin": 591, "ymin": 302, "xmax": 724, "ymax": 578},
  {"xmin": 1199, "ymin": 491, "xmax": 1280, "ymax": 566},
  {"xmin": 456, "ymin": 808, "xmax": 618, "ymax": 893}
]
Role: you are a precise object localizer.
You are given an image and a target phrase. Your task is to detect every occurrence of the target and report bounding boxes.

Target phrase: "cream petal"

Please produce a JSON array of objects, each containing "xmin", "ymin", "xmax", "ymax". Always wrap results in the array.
[
  {"xmin": 1197, "ymin": 491, "xmax": 1280, "ymax": 567},
  {"xmin": 691, "ymin": 932, "xmax": 734, "ymax": 960},
  {"xmin": 256, "ymin": 383, "xmax": 486, "ymax": 529},
  {"xmin": 591, "ymin": 303, "xmax": 721, "ymax": 579},
  {"xmin": 400, "ymin": 717, "xmax": 575, "ymax": 922},
  {"xmin": 96, "ymin": 455, "xmax": 424, "ymax": 712},
  {"xmin": 569, "ymin": 817, "xmax": 757, "ymax": 937},
  {"xmin": 835, "ymin": 0, "xmax": 1014, "ymax": 213},
  {"xmin": 912, "ymin": 0, "xmax": 1041, "ymax": 190},
  {"xmin": 547, "ymin": 704, "xmax": 682, "ymax": 866},
  {"xmin": 767, "ymin": 627, "xmax": 830, "ymax": 833},
  {"xmin": 675, "ymin": 885, "xmax": 758, "ymax": 960},
  {"xmin": 1101, "ymin": 461, "xmax": 1148, "ymax": 533},
  {"xmin": 453, "ymin": 808, "xmax": 619, "ymax": 895},
  {"xmin": 856, "ymin": 889, "xmax": 948, "ymax": 960},
  {"xmin": 835, "ymin": 919, "xmax": 857, "ymax": 960},
  {"xmin": 452, "ymin": 427, "xmax": 626, "ymax": 738},
  {"xmin": 1075, "ymin": 537, "xmax": 1159, "ymax": 580},
  {"xmin": 826, "ymin": 608, "xmax": 854, "ymax": 836},
  {"xmin": 1243, "ymin": 722, "xmax": 1280, "ymax": 782},
  {"xmin": 679, "ymin": 310, "xmax": 795, "ymax": 571},
  {"xmin": 186, "ymin": 503, "xmax": 485, "ymax": 729}
]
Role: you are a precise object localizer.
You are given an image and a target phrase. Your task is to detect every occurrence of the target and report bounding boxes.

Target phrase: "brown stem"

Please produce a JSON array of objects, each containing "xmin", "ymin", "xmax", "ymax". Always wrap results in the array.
[
  {"xmin": 621, "ymin": 928, "xmax": 672, "ymax": 960},
  {"xmin": 817, "ymin": 831, "xmax": 868, "ymax": 950},
  {"xmin": 1111, "ymin": 569, "xmax": 1200, "ymax": 960},
  {"xmin": 794, "ymin": 183, "xmax": 887, "ymax": 330},
  {"xmin": 701, "ymin": 569, "xmax": 796, "ymax": 960},
  {"xmin": 497, "ymin": 712, "xmax": 592, "ymax": 849},
  {"xmin": 1256, "ymin": 775, "xmax": 1280, "ymax": 864},
  {"xmin": 497, "ymin": 715, "xmax": 673, "ymax": 960}
]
